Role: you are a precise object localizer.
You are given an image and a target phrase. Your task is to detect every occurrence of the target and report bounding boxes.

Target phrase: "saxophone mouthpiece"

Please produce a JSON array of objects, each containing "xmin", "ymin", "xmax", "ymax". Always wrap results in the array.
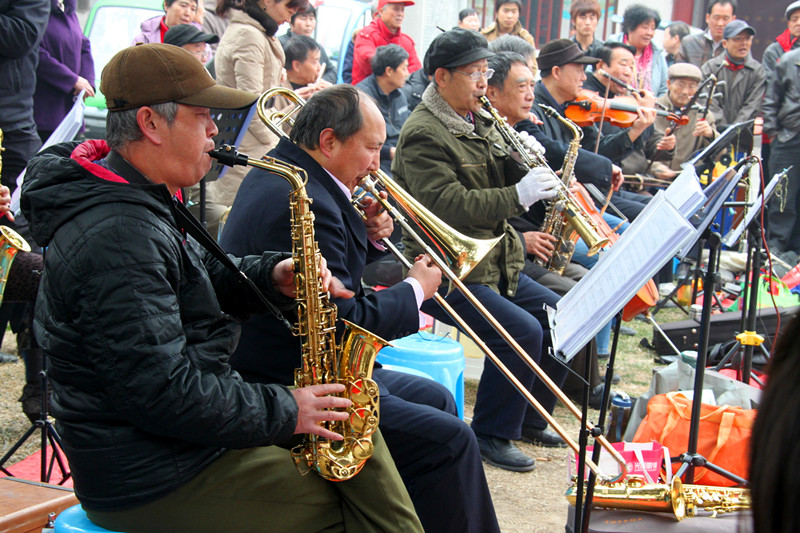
[{"xmin": 209, "ymin": 144, "xmax": 249, "ymax": 167}]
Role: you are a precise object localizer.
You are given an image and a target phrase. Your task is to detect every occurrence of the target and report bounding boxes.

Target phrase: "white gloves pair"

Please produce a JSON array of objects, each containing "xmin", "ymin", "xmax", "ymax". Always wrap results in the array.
[{"xmin": 515, "ymin": 167, "xmax": 560, "ymax": 208}]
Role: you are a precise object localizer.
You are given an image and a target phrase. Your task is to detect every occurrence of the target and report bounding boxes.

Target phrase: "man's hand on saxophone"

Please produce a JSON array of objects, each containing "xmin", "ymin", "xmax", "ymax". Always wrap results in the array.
[
  {"xmin": 291, "ymin": 383, "xmax": 353, "ymax": 441},
  {"xmin": 270, "ymin": 256, "xmax": 355, "ymax": 299},
  {"xmin": 522, "ymin": 231, "xmax": 557, "ymax": 262}
]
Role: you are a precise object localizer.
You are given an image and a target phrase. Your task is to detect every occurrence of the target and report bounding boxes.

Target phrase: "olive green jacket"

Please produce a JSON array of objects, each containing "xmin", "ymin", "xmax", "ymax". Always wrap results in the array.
[{"xmin": 392, "ymin": 84, "xmax": 528, "ymax": 296}]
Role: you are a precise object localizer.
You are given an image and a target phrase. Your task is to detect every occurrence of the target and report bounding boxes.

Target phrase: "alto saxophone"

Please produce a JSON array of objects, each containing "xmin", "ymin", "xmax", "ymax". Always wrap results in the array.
[
  {"xmin": 535, "ymin": 105, "xmax": 584, "ymax": 274},
  {"xmin": 283, "ymin": 159, "xmax": 387, "ymax": 482},
  {"xmin": 566, "ymin": 475, "xmax": 751, "ymax": 521},
  {"xmin": 478, "ymin": 97, "xmax": 608, "ymax": 275},
  {"xmin": 211, "ymin": 145, "xmax": 385, "ymax": 481}
]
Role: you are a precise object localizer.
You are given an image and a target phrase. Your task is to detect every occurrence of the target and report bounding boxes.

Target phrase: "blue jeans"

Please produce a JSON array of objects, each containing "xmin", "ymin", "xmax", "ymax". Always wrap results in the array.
[{"xmin": 572, "ymin": 213, "xmax": 629, "ymax": 269}]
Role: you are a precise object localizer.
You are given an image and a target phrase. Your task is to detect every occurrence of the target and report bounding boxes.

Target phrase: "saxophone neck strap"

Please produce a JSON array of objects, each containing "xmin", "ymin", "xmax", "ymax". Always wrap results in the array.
[{"xmin": 172, "ymin": 199, "xmax": 294, "ymax": 331}]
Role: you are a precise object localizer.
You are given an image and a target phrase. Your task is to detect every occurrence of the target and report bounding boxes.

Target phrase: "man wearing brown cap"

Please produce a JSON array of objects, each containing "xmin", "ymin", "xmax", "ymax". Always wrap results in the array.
[
  {"xmin": 20, "ymin": 43, "xmax": 421, "ymax": 533},
  {"xmin": 352, "ymin": 0, "xmax": 421, "ymax": 84},
  {"xmin": 394, "ymin": 28, "xmax": 568, "ymax": 473},
  {"xmin": 653, "ymin": 63, "xmax": 717, "ymax": 175}
]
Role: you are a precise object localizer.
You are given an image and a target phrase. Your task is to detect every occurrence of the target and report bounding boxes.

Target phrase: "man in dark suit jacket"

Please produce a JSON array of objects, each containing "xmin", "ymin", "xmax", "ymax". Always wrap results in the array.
[{"xmin": 220, "ymin": 85, "xmax": 501, "ymax": 533}]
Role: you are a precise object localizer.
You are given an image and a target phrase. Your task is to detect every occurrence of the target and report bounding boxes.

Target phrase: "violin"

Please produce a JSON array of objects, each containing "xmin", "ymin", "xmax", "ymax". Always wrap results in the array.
[{"xmin": 565, "ymin": 89, "xmax": 690, "ymax": 128}]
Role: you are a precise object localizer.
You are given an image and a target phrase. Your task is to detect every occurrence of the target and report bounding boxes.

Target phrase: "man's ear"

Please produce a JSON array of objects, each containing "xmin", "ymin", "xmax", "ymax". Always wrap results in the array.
[
  {"xmin": 136, "ymin": 106, "xmax": 165, "ymax": 146},
  {"xmin": 485, "ymin": 84, "xmax": 500, "ymax": 102},
  {"xmin": 317, "ymin": 128, "xmax": 337, "ymax": 158},
  {"xmin": 433, "ymin": 67, "xmax": 449, "ymax": 87}
]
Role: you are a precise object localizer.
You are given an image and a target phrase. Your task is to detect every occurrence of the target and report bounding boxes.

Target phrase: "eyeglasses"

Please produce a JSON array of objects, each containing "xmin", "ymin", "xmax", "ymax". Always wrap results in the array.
[
  {"xmin": 452, "ymin": 68, "xmax": 495, "ymax": 82},
  {"xmin": 187, "ymin": 49, "xmax": 209, "ymax": 62}
]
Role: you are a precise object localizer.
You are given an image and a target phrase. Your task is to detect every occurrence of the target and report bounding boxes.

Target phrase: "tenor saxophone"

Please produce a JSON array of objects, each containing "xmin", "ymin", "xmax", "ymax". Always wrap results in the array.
[{"xmin": 478, "ymin": 97, "xmax": 608, "ymax": 275}]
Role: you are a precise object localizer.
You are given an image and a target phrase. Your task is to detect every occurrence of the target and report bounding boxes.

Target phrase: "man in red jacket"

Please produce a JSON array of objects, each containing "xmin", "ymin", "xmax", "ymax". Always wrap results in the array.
[{"xmin": 352, "ymin": 0, "xmax": 420, "ymax": 84}]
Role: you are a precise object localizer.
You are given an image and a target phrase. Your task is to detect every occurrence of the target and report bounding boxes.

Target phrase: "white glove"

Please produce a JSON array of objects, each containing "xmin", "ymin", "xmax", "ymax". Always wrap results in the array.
[
  {"xmin": 515, "ymin": 167, "xmax": 560, "ymax": 208},
  {"xmin": 517, "ymin": 130, "xmax": 545, "ymax": 156}
]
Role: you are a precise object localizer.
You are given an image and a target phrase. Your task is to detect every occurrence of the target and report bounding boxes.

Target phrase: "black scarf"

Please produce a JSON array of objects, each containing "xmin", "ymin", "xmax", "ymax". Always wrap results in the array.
[{"xmin": 238, "ymin": 1, "xmax": 278, "ymax": 36}]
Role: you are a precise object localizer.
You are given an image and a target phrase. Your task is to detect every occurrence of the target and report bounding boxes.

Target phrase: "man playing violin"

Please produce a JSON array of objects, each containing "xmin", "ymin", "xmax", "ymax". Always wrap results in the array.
[
  {"xmin": 583, "ymin": 42, "xmax": 676, "ymax": 191},
  {"xmin": 653, "ymin": 63, "xmax": 717, "ymax": 176},
  {"xmin": 531, "ymin": 39, "xmax": 650, "ymax": 221}
]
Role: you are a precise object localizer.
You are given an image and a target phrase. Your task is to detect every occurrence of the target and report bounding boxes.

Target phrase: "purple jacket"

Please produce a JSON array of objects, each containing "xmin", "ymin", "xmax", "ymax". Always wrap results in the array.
[{"xmin": 34, "ymin": 0, "xmax": 94, "ymax": 132}]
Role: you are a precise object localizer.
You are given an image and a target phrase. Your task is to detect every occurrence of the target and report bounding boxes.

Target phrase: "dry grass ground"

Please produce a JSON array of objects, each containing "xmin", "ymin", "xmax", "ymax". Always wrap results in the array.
[{"xmin": 0, "ymin": 309, "xmax": 687, "ymax": 531}]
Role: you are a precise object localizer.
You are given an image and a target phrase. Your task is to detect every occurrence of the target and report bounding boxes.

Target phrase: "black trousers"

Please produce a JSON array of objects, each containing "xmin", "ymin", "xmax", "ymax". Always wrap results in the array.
[
  {"xmin": 422, "ymin": 274, "xmax": 565, "ymax": 439},
  {"xmin": 1, "ymin": 124, "xmax": 41, "ymax": 193},
  {"xmin": 373, "ymin": 368, "xmax": 500, "ymax": 533},
  {"xmin": 767, "ymin": 132, "xmax": 800, "ymax": 254}
]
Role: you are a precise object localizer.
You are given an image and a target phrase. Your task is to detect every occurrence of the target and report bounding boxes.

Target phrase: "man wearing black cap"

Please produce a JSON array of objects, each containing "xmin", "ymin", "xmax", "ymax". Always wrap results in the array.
[
  {"xmin": 163, "ymin": 22, "xmax": 219, "ymax": 64},
  {"xmin": 701, "ymin": 19, "xmax": 765, "ymax": 136},
  {"xmin": 393, "ymin": 28, "xmax": 569, "ymax": 473},
  {"xmin": 20, "ymin": 43, "xmax": 422, "ymax": 533}
]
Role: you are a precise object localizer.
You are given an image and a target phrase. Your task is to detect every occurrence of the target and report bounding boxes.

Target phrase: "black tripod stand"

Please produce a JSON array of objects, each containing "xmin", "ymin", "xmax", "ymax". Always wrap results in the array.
[
  {"xmin": 713, "ymin": 217, "xmax": 771, "ymax": 385},
  {"xmin": 672, "ymin": 229, "xmax": 747, "ymax": 485},
  {"xmin": 0, "ymin": 355, "xmax": 70, "ymax": 485}
]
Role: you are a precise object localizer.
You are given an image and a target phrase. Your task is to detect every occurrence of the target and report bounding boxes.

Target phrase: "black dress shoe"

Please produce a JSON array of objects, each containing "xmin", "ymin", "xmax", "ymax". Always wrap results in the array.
[
  {"xmin": 0, "ymin": 352, "xmax": 18, "ymax": 364},
  {"xmin": 520, "ymin": 426, "xmax": 567, "ymax": 448},
  {"xmin": 619, "ymin": 325, "xmax": 636, "ymax": 336},
  {"xmin": 600, "ymin": 373, "xmax": 621, "ymax": 384},
  {"xmin": 475, "ymin": 435, "xmax": 535, "ymax": 472}
]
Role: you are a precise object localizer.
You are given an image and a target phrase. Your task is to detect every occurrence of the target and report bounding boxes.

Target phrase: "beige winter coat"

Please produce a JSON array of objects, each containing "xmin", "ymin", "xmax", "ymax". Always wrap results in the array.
[{"xmin": 211, "ymin": 9, "xmax": 284, "ymax": 206}]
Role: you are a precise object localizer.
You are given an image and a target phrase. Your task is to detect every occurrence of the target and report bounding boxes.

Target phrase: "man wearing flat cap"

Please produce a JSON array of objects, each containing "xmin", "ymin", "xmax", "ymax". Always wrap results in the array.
[
  {"xmin": 653, "ymin": 63, "xmax": 717, "ymax": 174},
  {"xmin": 393, "ymin": 28, "xmax": 570, "ymax": 473},
  {"xmin": 701, "ymin": 19, "xmax": 765, "ymax": 137},
  {"xmin": 762, "ymin": 1, "xmax": 800, "ymax": 77},
  {"xmin": 20, "ymin": 43, "xmax": 422, "ymax": 533}
]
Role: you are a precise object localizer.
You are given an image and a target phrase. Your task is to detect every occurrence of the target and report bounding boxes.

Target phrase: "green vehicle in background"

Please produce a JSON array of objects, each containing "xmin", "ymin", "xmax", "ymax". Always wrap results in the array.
[
  {"xmin": 82, "ymin": 0, "xmax": 163, "ymax": 138},
  {"xmin": 81, "ymin": 0, "xmax": 371, "ymax": 138}
]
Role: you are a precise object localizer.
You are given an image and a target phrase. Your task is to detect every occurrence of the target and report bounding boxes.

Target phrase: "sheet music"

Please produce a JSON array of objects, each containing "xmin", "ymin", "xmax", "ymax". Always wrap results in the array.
[
  {"xmin": 669, "ymin": 164, "xmax": 705, "ymax": 218},
  {"xmin": 722, "ymin": 169, "xmax": 784, "ymax": 247},
  {"xmin": 551, "ymin": 192, "xmax": 695, "ymax": 360},
  {"xmin": 11, "ymin": 91, "xmax": 86, "ymax": 213}
]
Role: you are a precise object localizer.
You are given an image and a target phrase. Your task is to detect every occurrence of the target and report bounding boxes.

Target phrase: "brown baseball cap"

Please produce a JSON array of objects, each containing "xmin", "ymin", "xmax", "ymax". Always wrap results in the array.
[{"xmin": 101, "ymin": 43, "xmax": 256, "ymax": 111}]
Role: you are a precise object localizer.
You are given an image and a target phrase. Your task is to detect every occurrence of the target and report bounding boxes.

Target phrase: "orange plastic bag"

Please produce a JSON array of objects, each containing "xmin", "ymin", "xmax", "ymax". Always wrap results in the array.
[{"xmin": 632, "ymin": 392, "xmax": 756, "ymax": 486}]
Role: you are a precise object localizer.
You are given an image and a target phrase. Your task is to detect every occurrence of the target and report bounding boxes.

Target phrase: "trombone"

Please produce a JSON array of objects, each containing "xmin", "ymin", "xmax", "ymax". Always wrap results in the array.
[{"xmin": 255, "ymin": 87, "xmax": 628, "ymax": 483}]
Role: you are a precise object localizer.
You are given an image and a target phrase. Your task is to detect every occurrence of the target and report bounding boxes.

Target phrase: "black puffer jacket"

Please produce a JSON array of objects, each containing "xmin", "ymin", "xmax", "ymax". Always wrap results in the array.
[{"xmin": 21, "ymin": 140, "xmax": 298, "ymax": 511}]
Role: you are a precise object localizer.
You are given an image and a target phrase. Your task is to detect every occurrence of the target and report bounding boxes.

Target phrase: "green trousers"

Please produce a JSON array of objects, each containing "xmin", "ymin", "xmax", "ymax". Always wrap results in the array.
[{"xmin": 86, "ymin": 430, "xmax": 423, "ymax": 533}]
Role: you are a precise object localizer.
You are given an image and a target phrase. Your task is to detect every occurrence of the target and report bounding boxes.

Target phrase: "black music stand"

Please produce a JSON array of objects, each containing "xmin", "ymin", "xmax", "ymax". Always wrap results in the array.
[
  {"xmin": 193, "ymin": 104, "xmax": 256, "ymax": 227},
  {"xmin": 0, "ymin": 355, "xmax": 70, "ymax": 485},
  {"xmin": 712, "ymin": 168, "xmax": 787, "ymax": 384}
]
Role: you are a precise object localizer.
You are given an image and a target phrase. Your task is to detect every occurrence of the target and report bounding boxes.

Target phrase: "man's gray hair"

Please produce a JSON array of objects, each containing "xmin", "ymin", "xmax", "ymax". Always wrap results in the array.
[{"xmin": 106, "ymin": 102, "xmax": 179, "ymax": 150}]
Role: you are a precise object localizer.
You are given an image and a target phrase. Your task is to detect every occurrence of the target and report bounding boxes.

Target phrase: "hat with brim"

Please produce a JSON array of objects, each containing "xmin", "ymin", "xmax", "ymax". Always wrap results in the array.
[
  {"xmin": 787, "ymin": 0, "xmax": 800, "ymax": 20},
  {"xmin": 537, "ymin": 39, "xmax": 599, "ymax": 71},
  {"xmin": 102, "ymin": 43, "xmax": 256, "ymax": 111},
  {"xmin": 723, "ymin": 19, "xmax": 756, "ymax": 40},
  {"xmin": 424, "ymin": 28, "xmax": 495, "ymax": 75},
  {"xmin": 378, "ymin": 0, "xmax": 414, "ymax": 8},
  {"xmin": 164, "ymin": 24, "xmax": 220, "ymax": 47}
]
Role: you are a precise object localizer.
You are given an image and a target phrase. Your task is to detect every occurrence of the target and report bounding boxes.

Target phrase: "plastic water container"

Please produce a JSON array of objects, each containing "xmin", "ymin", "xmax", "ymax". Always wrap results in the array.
[
  {"xmin": 378, "ymin": 332, "xmax": 466, "ymax": 419},
  {"xmin": 607, "ymin": 393, "xmax": 632, "ymax": 442},
  {"xmin": 55, "ymin": 505, "xmax": 122, "ymax": 532}
]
